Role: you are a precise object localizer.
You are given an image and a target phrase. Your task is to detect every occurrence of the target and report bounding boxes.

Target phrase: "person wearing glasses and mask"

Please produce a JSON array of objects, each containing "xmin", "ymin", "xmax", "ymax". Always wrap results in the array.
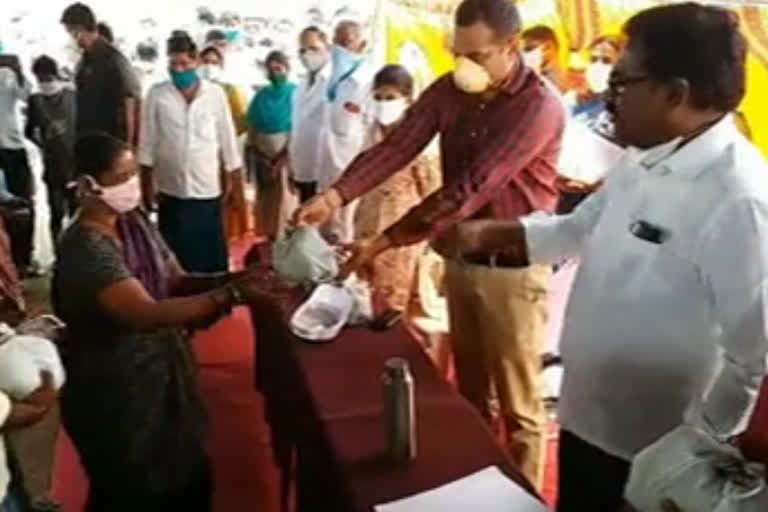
[
  {"xmin": 316, "ymin": 19, "xmax": 374, "ymax": 244},
  {"xmin": 290, "ymin": 26, "xmax": 332, "ymax": 204},
  {"xmin": 354, "ymin": 65, "xmax": 440, "ymax": 314},
  {"xmin": 437, "ymin": 4, "xmax": 768, "ymax": 511},
  {"xmin": 295, "ymin": 0, "xmax": 564, "ymax": 489}
]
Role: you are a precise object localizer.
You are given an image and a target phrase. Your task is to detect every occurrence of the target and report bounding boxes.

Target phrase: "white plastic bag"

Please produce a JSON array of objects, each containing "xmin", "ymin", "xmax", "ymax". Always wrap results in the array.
[
  {"xmin": 345, "ymin": 273, "xmax": 374, "ymax": 326},
  {"xmin": 290, "ymin": 284, "xmax": 354, "ymax": 342},
  {"xmin": 625, "ymin": 425, "xmax": 768, "ymax": 512},
  {"xmin": 272, "ymin": 226, "xmax": 339, "ymax": 284},
  {"xmin": 0, "ymin": 332, "xmax": 66, "ymax": 400}
]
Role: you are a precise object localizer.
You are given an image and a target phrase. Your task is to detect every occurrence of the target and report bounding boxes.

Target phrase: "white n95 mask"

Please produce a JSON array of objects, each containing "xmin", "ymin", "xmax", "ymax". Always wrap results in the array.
[{"xmin": 453, "ymin": 57, "xmax": 491, "ymax": 94}]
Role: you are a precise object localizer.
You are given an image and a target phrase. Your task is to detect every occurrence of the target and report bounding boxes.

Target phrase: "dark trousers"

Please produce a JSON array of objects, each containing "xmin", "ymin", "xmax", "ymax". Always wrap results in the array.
[
  {"xmin": 557, "ymin": 430, "xmax": 631, "ymax": 512},
  {"xmin": 0, "ymin": 149, "xmax": 34, "ymax": 269},
  {"xmin": 158, "ymin": 194, "xmax": 228, "ymax": 273},
  {"xmin": 86, "ymin": 459, "xmax": 212, "ymax": 512},
  {"xmin": 46, "ymin": 182, "xmax": 76, "ymax": 248},
  {"xmin": 294, "ymin": 181, "xmax": 317, "ymax": 204}
]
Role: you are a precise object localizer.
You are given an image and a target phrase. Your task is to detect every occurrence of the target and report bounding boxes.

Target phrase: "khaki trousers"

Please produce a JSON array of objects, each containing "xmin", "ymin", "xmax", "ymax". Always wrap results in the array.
[{"xmin": 445, "ymin": 260, "xmax": 550, "ymax": 489}]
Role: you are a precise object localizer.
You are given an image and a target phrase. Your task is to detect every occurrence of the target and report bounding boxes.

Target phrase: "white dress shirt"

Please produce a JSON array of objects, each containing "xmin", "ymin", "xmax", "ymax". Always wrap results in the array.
[
  {"xmin": 522, "ymin": 116, "xmax": 768, "ymax": 460},
  {"xmin": 317, "ymin": 62, "xmax": 374, "ymax": 191},
  {"xmin": 138, "ymin": 80, "xmax": 241, "ymax": 199},
  {"xmin": 0, "ymin": 68, "xmax": 30, "ymax": 150},
  {"xmin": 289, "ymin": 65, "xmax": 330, "ymax": 184}
]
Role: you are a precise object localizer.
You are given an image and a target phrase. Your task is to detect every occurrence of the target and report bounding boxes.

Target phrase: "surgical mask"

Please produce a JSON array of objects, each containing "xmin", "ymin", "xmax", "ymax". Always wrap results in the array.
[
  {"xmin": 200, "ymin": 64, "xmax": 222, "ymax": 82},
  {"xmin": 331, "ymin": 44, "xmax": 362, "ymax": 74},
  {"xmin": 170, "ymin": 68, "xmax": 199, "ymax": 90},
  {"xmin": 89, "ymin": 175, "xmax": 142, "ymax": 213},
  {"xmin": 301, "ymin": 50, "xmax": 328, "ymax": 72},
  {"xmin": 453, "ymin": 56, "xmax": 491, "ymax": 94},
  {"xmin": 39, "ymin": 81, "xmax": 63, "ymax": 96},
  {"xmin": 586, "ymin": 62, "xmax": 612, "ymax": 94},
  {"xmin": 522, "ymin": 47, "xmax": 544, "ymax": 71},
  {"xmin": 373, "ymin": 98, "xmax": 408, "ymax": 126}
]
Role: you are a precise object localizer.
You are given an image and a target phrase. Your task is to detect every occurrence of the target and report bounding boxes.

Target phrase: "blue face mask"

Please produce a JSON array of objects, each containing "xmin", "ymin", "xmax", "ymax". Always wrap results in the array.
[
  {"xmin": 327, "ymin": 44, "xmax": 363, "ymax": 101},
  {"xmin": 170, "ymin": 68, "xmax": 199, "ymax": 90}
]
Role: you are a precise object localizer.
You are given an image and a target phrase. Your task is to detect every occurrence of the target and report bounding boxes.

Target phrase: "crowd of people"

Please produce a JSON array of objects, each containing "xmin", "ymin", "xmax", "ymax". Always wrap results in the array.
[{"xmin": 0, "ymin": 0, "xmax": 766, "ymax": 511}]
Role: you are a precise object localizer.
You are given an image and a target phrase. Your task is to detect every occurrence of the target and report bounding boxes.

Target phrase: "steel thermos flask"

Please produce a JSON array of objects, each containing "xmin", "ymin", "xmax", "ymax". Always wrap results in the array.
[{"xmin": 383, "ymin": 357, "xmax": 416, "ymax": 463}]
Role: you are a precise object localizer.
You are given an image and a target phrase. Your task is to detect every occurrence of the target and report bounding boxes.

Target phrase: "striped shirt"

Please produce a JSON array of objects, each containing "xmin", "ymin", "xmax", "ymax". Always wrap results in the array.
[{"xmin": 334, "ymin": 66, "xmax": 565, "ymax": 246}]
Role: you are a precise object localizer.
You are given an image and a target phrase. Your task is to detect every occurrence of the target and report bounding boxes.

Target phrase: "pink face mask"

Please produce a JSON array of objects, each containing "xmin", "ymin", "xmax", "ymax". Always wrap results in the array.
[{"xmin": 88, "ymin": 175, "xmax": 141, "ymax": 213}]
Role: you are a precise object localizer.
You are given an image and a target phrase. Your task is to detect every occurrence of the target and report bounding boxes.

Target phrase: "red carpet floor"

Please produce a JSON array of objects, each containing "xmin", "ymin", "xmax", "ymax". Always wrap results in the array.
[{"xmin": 48, "ymin": 236, "xmax": 560, "ymax": 510}]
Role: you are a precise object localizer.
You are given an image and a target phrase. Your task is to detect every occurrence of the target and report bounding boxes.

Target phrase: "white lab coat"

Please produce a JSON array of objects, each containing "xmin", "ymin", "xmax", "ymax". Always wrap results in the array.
[
  {"xmin": 318, "ymin": 62, "xmax": 374, "ymax": 243},
  {"xmin": 522, "ymin": 116, "xmax": 768, "ymax": 460},
  {"xmin": 289, "ymin": 65, "xmax": 331, "ymax": 184}
]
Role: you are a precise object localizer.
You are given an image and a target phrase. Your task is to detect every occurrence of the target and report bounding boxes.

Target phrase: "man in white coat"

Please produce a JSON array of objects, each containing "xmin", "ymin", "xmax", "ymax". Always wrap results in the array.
[
  {"xmin": 318, "ymin": 20, "xmax": 373, "ymax": 243},
  {"xmin": 290, "ymin": 26, "xmax": 331, "ymax": 204}
]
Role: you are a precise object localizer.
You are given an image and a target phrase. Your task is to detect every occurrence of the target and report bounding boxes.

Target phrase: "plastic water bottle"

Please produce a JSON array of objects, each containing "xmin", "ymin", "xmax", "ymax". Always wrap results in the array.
[{"xmin": 383, "ymin": 358, "xmax": 416, "ymax": 464}]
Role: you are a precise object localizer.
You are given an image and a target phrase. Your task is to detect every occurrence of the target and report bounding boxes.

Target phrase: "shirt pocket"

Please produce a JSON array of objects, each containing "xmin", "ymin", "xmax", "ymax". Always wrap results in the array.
[
  {"xmin": 194, "ymin": 111, "xmax": 216, "ymax": 142},
  {"xmin": 330, "ymin": 102, "xmax": 364, "ymax": 137}
]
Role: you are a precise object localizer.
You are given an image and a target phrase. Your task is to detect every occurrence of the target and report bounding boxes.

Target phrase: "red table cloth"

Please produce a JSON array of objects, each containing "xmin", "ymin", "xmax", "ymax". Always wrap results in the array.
[{"xmin": 250, "ymin": 277, "xmax": 534, "ymax": 512}]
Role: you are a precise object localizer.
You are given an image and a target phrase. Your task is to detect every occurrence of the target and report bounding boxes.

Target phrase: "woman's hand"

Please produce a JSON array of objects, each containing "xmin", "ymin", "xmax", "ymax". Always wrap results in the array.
[{"xmin": 231, "ymin": 273, "xmax": 271, "ymax": 306}]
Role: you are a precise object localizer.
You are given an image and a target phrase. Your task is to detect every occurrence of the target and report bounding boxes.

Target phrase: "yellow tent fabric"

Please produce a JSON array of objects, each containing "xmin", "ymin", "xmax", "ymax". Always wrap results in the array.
[{"xmin": 384, "ymin": 0, "xmax": 768, "ymax": 155}]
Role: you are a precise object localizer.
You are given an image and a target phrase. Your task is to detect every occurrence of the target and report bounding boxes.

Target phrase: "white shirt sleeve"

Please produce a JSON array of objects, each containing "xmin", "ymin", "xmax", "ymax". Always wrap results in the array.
[
  {"xmin": 137, "ymin": 87, "xmax": 158, "ymax": 167},
  {"xmin": 215, "ymin": 88, "xmax": 242, "ymax": 173},
  {"xmin": 0, "ymin": 391, "xmax": 10, "ymax": 428},
  {"xmin": 520, "ymin": 184, "xmax": 609, "ymax": 264},
  {"xmin": 692, "ymin": 197, "xmax": 768, "ymax": 438}
]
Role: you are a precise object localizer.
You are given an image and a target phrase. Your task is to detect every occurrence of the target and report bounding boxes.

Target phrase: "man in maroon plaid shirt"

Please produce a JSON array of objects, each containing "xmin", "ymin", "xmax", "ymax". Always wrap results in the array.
[{"xmin": 295, "ymin": 0, "xmax": 564, "ymax": 488}]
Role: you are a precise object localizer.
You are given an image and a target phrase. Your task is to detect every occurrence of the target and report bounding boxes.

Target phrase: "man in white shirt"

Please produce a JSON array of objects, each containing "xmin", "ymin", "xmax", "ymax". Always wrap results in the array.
[
  {"xmin": 438, "ymin": 4, "xmax": 767, "ymax": 511},
  {"xmin": 290, "ymin": 26, "xmax": 331, "ymax": 204},
  {"xmin": 318, "ymin": 20, "xmax": 373, "ymax": 243},
  {"xmin": 139, "ymin": 32, "xmax": 242, "ymax": 273},
  {"xmin": 0, "ymin": 57, "xmax": 35, "ymax": 274}
]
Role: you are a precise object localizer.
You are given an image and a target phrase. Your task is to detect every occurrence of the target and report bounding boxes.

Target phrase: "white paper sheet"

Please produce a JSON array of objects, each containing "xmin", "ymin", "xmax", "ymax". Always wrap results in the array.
[
  {"xmin": 558, "ymin": 119, "xmax": 625, "ymax": 184},
  {"xmin": 374, "ymin": 466, "xmax": 551, "ymax": 512}
]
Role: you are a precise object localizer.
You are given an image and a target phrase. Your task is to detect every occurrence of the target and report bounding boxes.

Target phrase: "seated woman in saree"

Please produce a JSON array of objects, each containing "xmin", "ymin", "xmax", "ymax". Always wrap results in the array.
[
  {"xmin": 52, "ymin": 133, "xmax": 263, "ymax": 512},
  {"xmin": 246, "ymin": 50, "xmax": 298, "ymax": 242}
]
